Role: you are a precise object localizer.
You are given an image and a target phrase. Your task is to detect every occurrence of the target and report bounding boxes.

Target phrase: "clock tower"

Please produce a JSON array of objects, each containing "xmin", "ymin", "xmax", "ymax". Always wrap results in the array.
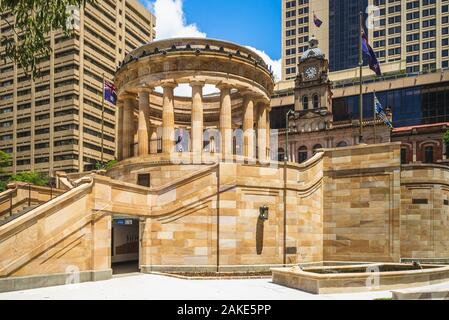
[{"xmin": 294, "ymin": 36, "xmax": 333, "ymax": 113}]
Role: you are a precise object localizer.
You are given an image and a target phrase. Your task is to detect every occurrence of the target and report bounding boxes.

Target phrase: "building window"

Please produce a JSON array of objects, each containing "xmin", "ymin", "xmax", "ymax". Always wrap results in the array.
[
  {"xmin": 401, "ymin": 148, "xmax": 408, "ymax": 164},
  {"xmin": 298, "ymin": 146, "xmax": 308, "ymax": 164},
  {"xmin": 313, "ymin": 144, "xmax": 323, "ymax": 155},
  {"xmin": 302, "ymin": 96, "xmax": 309, "ymax": 110},
  {"xmin": 313, "ymin": 94, "xmax": 319, "ymax": 109},
  {"xmin": 424, "ymin": 146, "xmax": 434, "ymax": 163},
  {"xmin": 277, "ymin": 148, "xmax": 285, "ymax": 162},
  {"xmin": 137, "ymin": 174, "xmax": 151, "ymax": 187}
]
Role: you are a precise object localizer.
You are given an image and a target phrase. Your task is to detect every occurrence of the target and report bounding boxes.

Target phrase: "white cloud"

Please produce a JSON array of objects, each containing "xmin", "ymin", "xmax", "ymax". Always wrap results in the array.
[
  {"xmin": 142, "ymin": 0, "xmax": 282, "ymax": 82},
  {"xmin": 245, "ymin": 46, "xmax": 282, "ymax": 82},
  {"xmin": 144, "ymin": 0, "xmax": 206, "ymax": 39}
]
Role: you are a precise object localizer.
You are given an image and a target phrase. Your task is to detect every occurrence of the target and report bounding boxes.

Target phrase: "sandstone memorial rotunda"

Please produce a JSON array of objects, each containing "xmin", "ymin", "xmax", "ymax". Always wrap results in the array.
[{"xmin": 1, "ymin": 38, "xmax": 449, "ymax": 293}]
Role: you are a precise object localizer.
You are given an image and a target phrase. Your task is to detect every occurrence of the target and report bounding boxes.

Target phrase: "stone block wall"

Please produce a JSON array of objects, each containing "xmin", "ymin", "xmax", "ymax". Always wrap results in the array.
[
  {"xmin": 4, "ymin": 142, "xmax": 449, "ymax": 287},
  {"xmin": 0, "ymin": 179, "xmax": 108, "ymax": 279},
  {"xmin": 322, "ymin": 143, "xmax": 402, "ymax": 262},
  {"xmin": 400, "ymin": 165, "xmax": 449, "ymax": 259}
]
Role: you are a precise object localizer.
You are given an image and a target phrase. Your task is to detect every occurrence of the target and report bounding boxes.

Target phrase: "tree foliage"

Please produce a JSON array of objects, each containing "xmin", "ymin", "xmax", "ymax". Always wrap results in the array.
[
  {"xmin": 95, "ymin": 159, "xmax": 119, "ymax": 171},
  {"xmin": 444, "ymin": 130, "xmax": 449, "ymax": 145},
  {"xmin": 0, "ymin": 0, "xmax": 91, "ymax": 79},
  {"xmin": 0, "ymin": 180, "xmax": 7, "ymax": 192},
  {"xmin": 0, "ymin": 151, "xmax": 12, "ymax": 173},
  {"xmin": 9, "ymin": 172, "xmax": 49, "ymax": 186}
]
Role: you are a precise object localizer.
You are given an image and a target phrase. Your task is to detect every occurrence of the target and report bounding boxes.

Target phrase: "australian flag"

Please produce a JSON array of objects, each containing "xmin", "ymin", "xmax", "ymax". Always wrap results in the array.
[
  {"xmin": 104, "ymin": 80, "xmax": 117, "ymax": 105},
  {"xmin": 362, "ymin": 31, "xmax": 382, "ymax": 76},
  {"xmin": 375, "ymin": 94, "xmax": 393, "ymax": 128},
  {"xmin": 313, "ymin": 13, "xmax": 323, "ymax": 28}
]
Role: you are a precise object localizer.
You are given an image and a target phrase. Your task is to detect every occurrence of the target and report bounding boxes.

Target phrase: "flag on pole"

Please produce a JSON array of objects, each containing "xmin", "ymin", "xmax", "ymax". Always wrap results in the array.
[
  {"xmin": 104, "ymin": 80, "xmax": 117, "ymax": 105},
  {"xmin": 313, "ymin": 13, "xmax": 323, "ymax": 28},
  {"xmin": 374, "ymin": 93, "xmax": 393, "ymax": 128},
  {"xmin": 361, "ymin": 30, "xmax": 382, "ymax": 76}
]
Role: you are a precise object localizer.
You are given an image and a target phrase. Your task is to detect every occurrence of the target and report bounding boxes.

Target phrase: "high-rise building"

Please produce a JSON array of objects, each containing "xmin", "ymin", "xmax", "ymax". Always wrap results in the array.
[
  {"xmin": 282, "ymin": 0, "xmax": 449, "ymax": 79},
  {"xmin": 328, "ymin": 0, "xmax": 368, "ymax": 72},
  {"xmin": 0, "ymin": 0, "xmax": 156, "ymax": 175}
]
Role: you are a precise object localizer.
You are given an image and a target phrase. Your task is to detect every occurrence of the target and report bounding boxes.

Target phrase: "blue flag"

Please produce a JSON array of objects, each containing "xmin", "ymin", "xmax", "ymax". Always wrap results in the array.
[
  {"xmin": 313, "ymin": 13, "xmax": 323, "ymax": 28},
  {"xmin": 104, "ymin": 80, "xmax": 117, "ymax": 105},
  {"xmin": 375, "ymin": 94, "xmax": 393, "ymax": 128},
  {"xmin": 362, "ymin": 31, "xmax": 382, "ymax": 76}
]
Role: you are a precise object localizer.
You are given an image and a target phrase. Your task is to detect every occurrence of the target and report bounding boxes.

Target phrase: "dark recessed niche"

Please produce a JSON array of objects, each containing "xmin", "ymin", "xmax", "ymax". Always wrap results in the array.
[
  {"xmin": 413, "ymin": 199, "xmax": 429, "ymax": 205},
  {"xmin": 444, "ymin": 200, "xmax": 449, "ymax": 206},
  {"xmin": 286, "ymin": 247, "xmax": 297, "ymax": 255}
]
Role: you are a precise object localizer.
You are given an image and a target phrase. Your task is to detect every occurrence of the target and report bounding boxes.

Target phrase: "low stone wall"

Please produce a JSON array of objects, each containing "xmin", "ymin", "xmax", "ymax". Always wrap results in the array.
[{"xmin": 272, "ymin": 263, "xmax": 449, "ymax": 294}]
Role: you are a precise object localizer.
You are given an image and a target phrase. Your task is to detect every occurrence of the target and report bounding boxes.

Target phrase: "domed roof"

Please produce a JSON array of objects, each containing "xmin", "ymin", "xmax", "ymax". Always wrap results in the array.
[{"xmin": 300, "ymin": 36, "xmax": 325, "ymax": 62}]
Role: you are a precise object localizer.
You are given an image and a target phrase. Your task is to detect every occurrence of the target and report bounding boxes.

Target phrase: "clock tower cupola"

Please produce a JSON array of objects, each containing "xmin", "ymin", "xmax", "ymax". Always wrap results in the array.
[{"xmin": 294, "ymin": 36, "xmax": 333, "ymax": 113}]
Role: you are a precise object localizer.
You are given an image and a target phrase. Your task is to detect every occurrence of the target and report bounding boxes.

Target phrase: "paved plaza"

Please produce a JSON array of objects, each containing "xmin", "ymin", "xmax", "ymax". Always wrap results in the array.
[{"xmin": 0, "ymin": 274, "xmax": 397, "ymax": 300}]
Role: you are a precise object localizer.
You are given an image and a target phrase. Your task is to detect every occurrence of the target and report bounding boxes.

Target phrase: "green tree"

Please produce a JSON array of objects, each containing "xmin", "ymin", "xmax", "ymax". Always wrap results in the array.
[
  {"xmin": 0, "ymin": 151, "xmax": 12, "ymax": 173},
  {"xmin": 0, "ymin": 151, "xmax": 12, "ymax": 192},
  {"xmin": 444, "ymin": 130, "xmax": 449, "ymax": 157},
  {"xmin": 444, "ymin": 130, "xmax": 449, "ymax": 145},
  {"xmin": 9, "ymin": 172, "xmax": 49, "ymax": 187},
  {"xmin": 0, "ymin": 0, "xmax": 91, "ymax": 79},
  {"xmin": 0, "ymin": 180, "xmax": 7, "ymax": 192},
  {"xmin": 95, "ymin": 159, "xmax": 118, "ymax": 171}
]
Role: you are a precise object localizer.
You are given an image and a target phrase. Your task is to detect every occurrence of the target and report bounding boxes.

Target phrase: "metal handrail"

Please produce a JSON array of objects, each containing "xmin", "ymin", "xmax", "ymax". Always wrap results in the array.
[{"xmin": 0, "ymin": 183, "xmax": 66, "ymax": 223}]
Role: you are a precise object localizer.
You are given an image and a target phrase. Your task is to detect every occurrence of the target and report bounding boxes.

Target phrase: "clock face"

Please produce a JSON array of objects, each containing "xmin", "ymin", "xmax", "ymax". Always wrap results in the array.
[{"xmin": 304, "ymin": 66, "xmax": 318, "ymax": 80}]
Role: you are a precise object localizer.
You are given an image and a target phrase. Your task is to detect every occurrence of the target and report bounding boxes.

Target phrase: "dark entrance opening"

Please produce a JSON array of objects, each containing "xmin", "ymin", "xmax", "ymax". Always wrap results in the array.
[{"xmin": 111, "ymin": 218, "xmax": 140, "ymax": 275}]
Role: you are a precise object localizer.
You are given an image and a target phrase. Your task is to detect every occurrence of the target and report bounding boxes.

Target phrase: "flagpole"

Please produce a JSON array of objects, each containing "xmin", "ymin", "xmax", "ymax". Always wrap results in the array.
[
  {"xmin": 359, "ymin": 11, "xmax": 364, "ymax": 144},
  {"xmin": 373, "ymin": 91, "xmax": 377, "ymax": 144},
  {"xmin": 101, "ymin": 73, "xmax": 105, "ymax": 165}
]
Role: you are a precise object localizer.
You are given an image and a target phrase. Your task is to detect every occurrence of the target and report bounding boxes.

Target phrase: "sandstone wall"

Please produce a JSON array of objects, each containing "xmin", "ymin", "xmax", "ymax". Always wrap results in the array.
[
  {"xmin": 3, "ymin": 143, "xmax": 449, "ymax": 284},
  {"xmin": 322, "ymin": 143, "xmax": 402, "ymax": 262},
  {"xmin": 400, "ymin": 165, "xmax": 449, "ymax": 259},
  {"xmin": 0, "ymin": 178, "xmax": 110, "ymax": 279}
]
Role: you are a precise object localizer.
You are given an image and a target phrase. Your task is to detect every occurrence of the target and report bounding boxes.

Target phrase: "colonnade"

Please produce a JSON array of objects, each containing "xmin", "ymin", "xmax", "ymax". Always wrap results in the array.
[{"xmin": 117, "ymin": 81, "xmax": 271, "ymax": 161}]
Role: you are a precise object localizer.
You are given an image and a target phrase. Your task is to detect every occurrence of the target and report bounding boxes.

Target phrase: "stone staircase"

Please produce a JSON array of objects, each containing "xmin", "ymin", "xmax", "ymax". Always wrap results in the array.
[{"xmin": 0, "ymin": 205, "xmax": 39, "ymax": 227}]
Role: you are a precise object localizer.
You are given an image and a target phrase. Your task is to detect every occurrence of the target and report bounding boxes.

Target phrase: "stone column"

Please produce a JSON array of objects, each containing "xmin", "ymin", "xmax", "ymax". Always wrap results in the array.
[
  {"xmin": 122, "ymin": 95, "xmax": 136, "ymax": 159},
  {"xmin": 190, "ymin": 81, "xmax": 205, "ymax": 159},
  {"xmin": 218, "ymin": 83, "xmax": 233, "ymax": 159},
  {"xmin": 257, "ymin": 103, "xmax": 267, "ymax": 161},
  {"xmin": 138, "ymin": 88, "xmax": 152, "ymax": 157},
  {"xmin": 162, "ymin": 82, "xmax": 177, "ymax": 154},
  {"xmin": 116, "ymin": 101, "xmax": 124, "ymax": 160},
  {"xmin": 413, "ymin": 141, "xmax": 417, "ymax": 162},
  {"xmin": 242, "ymin": 93, "xmax": 255, "ymax": 159},
  {"xmin": 149, "ymin": 127, "xmax": 158, "ymax": 154},
  {"xmin": 266, "ymin": 108, "xmax": 271, "ymax": 160}
]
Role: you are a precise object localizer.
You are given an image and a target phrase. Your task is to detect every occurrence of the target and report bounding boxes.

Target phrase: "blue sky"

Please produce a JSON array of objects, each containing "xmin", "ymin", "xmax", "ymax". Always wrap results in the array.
[
  {"xmin": 181, "ymin": 0, "xmax": 281, "ymax": 60},
  {"xmin": 139, "ymin": 0, "xmax": 282, "ymax": 79}
]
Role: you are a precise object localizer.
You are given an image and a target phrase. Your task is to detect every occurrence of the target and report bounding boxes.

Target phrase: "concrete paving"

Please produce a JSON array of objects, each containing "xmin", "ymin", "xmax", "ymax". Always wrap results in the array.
[
  {"xmin": 2, "ymin": 273, "xmax": 449, "ymax": 300},
  {"xmin": 0, "ymin": 274, "xmax": 394, "ymax": 300}
]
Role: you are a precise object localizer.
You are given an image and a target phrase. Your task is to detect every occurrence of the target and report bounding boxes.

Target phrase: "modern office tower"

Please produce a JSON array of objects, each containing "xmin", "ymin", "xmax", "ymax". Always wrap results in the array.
[
  {"xmin": 0, "ymin": 0, "xmax": 156, "ymax": 175},
  {"xmin": 282, "ymin": 0, "xmax": 449, "ymax": 79},
  {"xmin": 370, "ymin": 0, "xmax": 448, "ymax": 73},
  {"xmin": 328, "ymin": 0, "xmax": 368, "ymax": 72}
]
